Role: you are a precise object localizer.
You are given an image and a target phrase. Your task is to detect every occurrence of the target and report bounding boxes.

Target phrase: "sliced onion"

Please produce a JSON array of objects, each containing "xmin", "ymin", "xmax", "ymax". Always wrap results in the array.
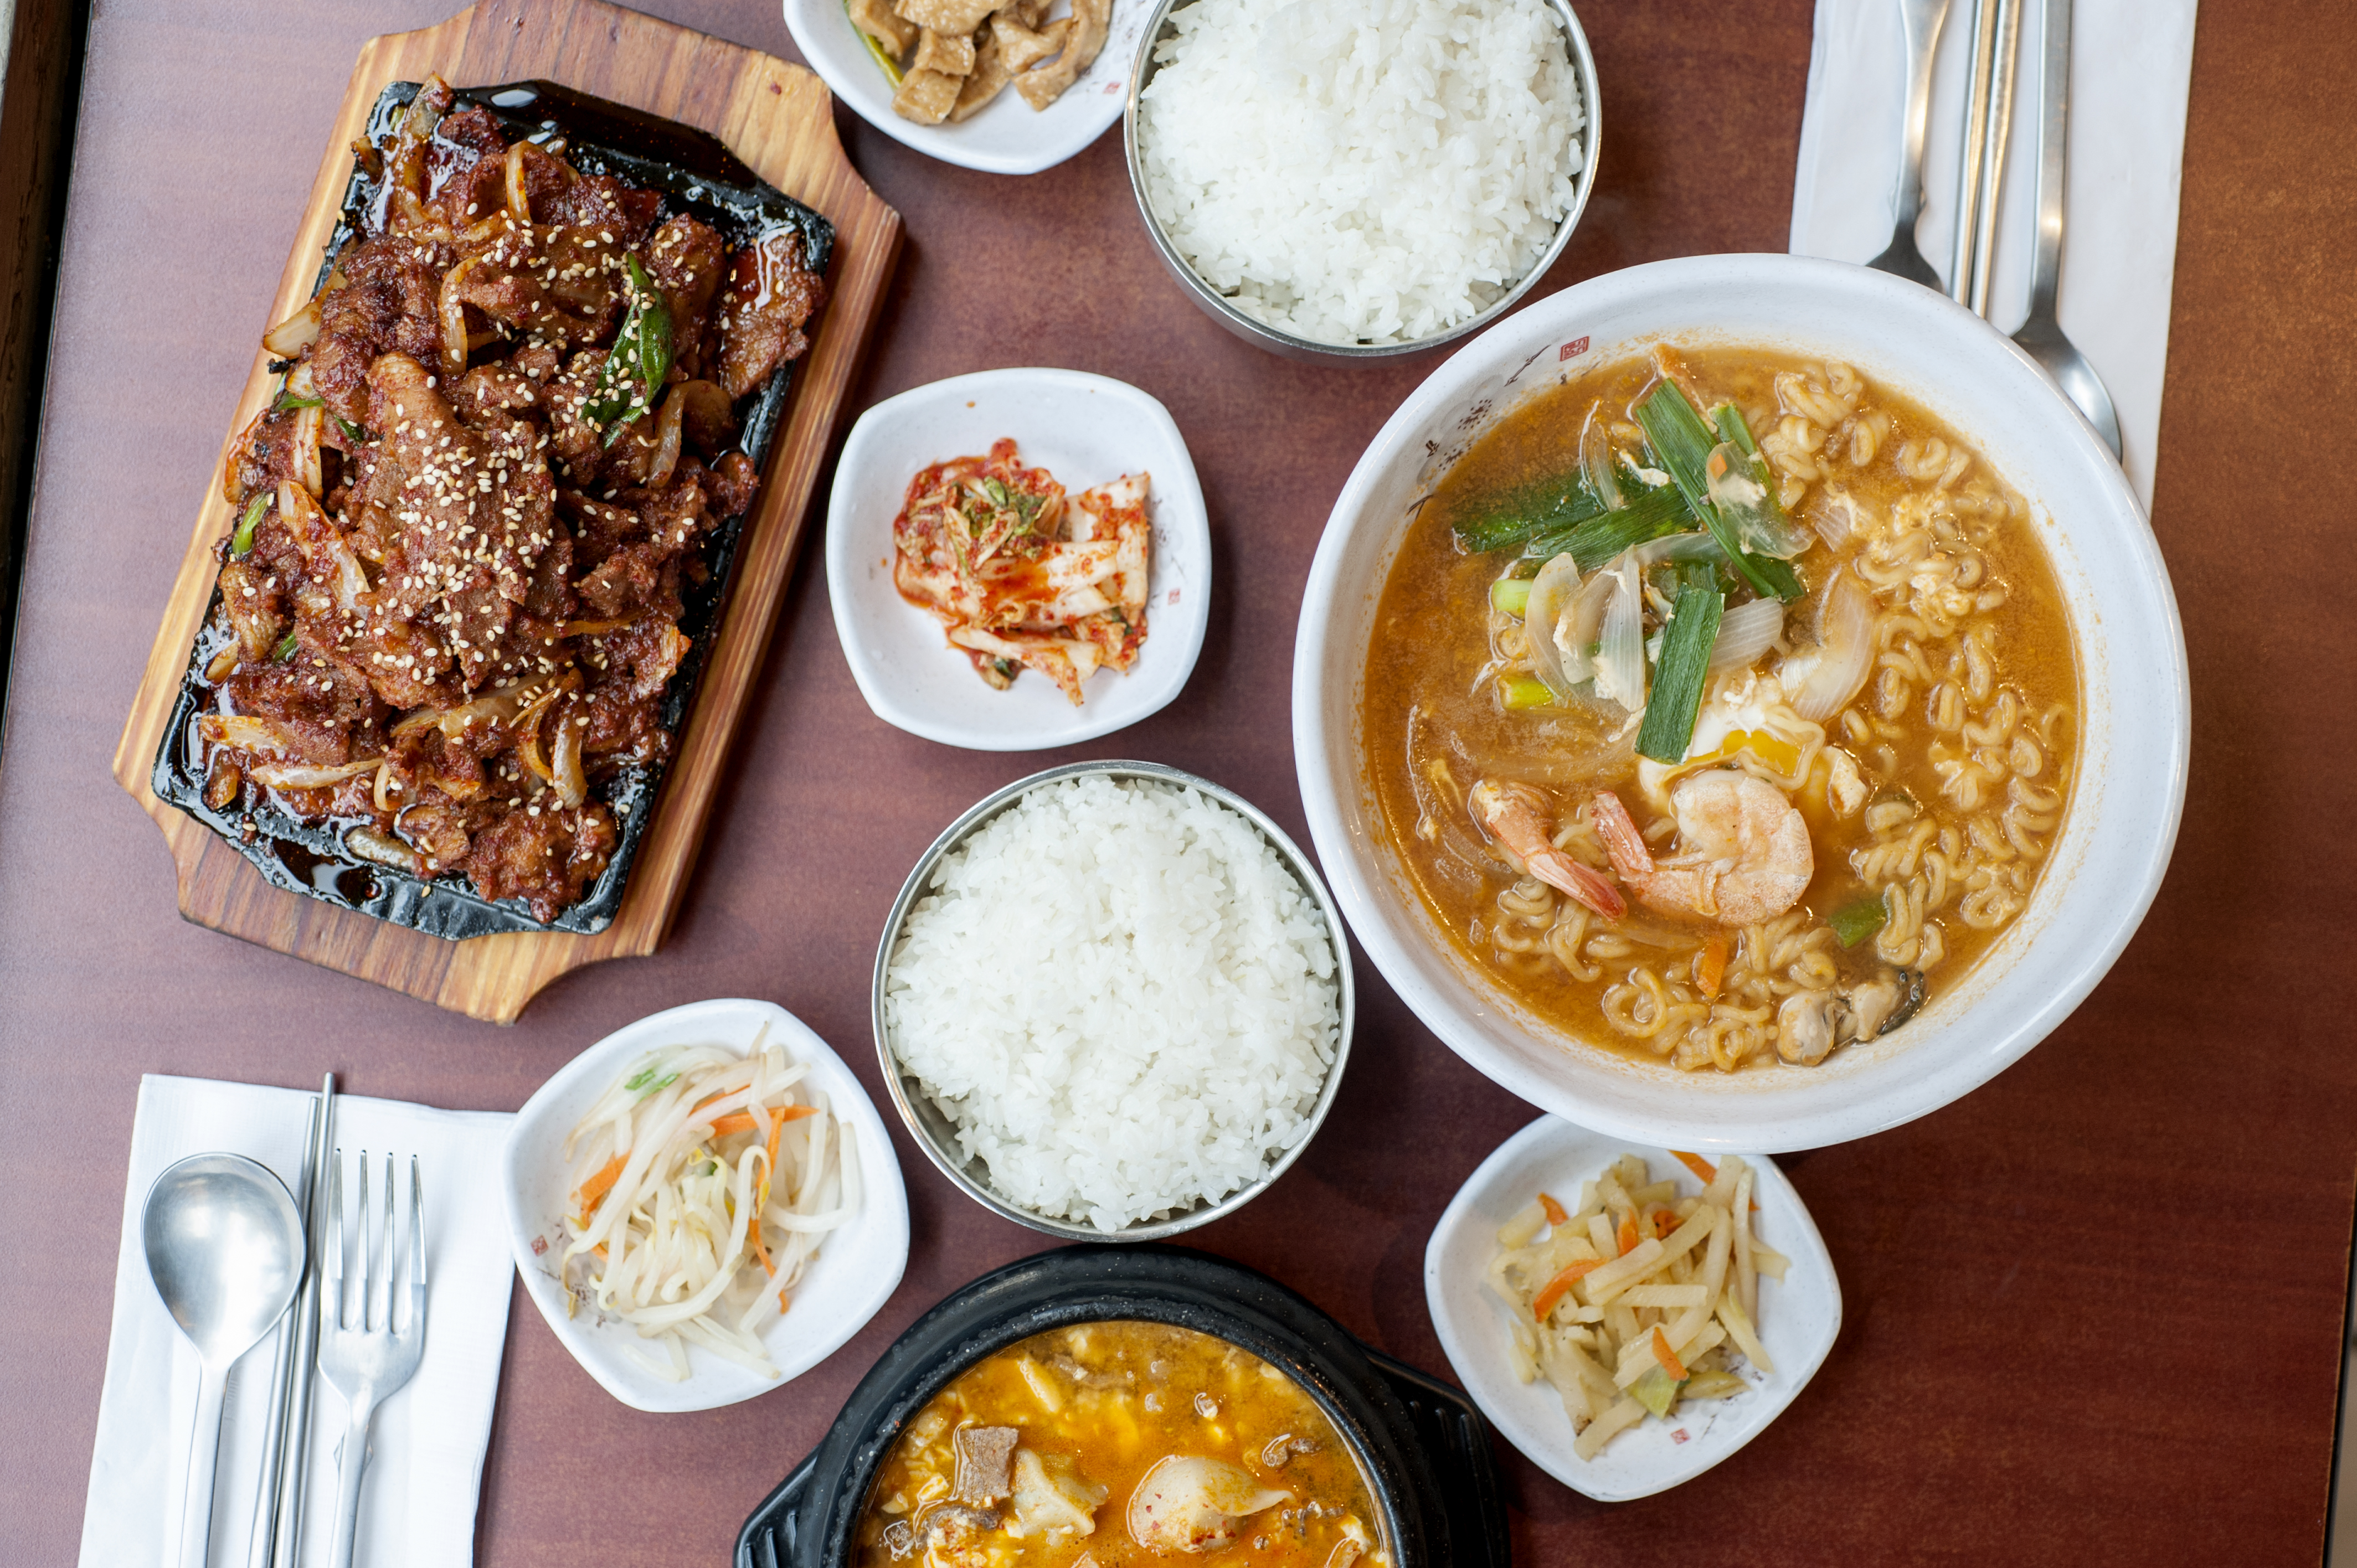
[
  {"xmin": 1579, "ymin": 410, "xmax": 1623, "ymax": 510},
  {"xmin": 1809, "ymin": 488, "xmax": 1863, "ymax": 550},
  {"xmin": 1707, "ymin": 596, "xmax": 1785, "ymax": 672},
  {"xmin": 1707, "ymin": 441, "xmax": 1808, "ymax": 558},
  {"xmin": 551, "ymin": 713, "xmax": 588, "ymax": 808},
  {"xmin": 251, "ymin": 756, "xmax": 384, "ymax": 790},
  {"xmin": 647, "ymin": 386, "xmax": 686, "ymax": 491},
  {"xmin": 438, "ymin": 255, "xmax": 481, "ymax": 378},
  {"xmin": 1521, "ymin": 553, "xmax": 1581, "ymax": 697},
  {"xmin": 505, "ymin": 141, "xmax": 533, "ymax": 221},
  {"xmin": 395, "ymin": 668, "xmax": 582, "ymax": 742},
  {"xmin": 1632, "ymin": 530, "xmax": 1724, "ymax": 570},
  {"xmin": 290, "ymin": 403, "xmax": 325, "ymax": 496},
  {"xmin": 1781, "ymin": 569, "xmax": 1877, "ymax": 721},
  {"xmin": 198, "ymin": 713, "xmax": 301, "ymax": 756},
  {"xmin": 1554, "ymin": 569, "xmax": 1615, "ymax": 685},
  {"xmin": 262, "ymin": 297, "xmax": 323, "ymax": 358},
  {"xmin": 346, "ymin": 824, "xmax": 425, "ymax": 874},
  {"xmin": 1592, "ymin": 552, "xmax": 1646, "ymax": 713}
]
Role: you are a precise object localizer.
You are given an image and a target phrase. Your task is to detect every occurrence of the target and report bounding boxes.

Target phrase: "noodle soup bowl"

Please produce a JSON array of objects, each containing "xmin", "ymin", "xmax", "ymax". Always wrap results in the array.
[
  {"xmin": 1293, "ymin": 252, "xmax": 2189, "ymax": 1152},
  {"xmin": 500, "ymin": 997, "xmax": 911, "ymax": 1412}
]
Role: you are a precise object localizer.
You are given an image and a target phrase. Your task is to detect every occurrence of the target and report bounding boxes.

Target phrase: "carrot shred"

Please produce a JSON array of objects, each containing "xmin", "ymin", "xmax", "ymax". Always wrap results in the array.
[
  {"xmin": 1531, "ymin": 1258, "xmax": 1604, "ymax": 1321},
  {"xmin": 1538, "ymin": 1192, "xmax": 1569, "ymax": 1226},
  {"xmin": 1650, "ymin": 1205, "xmax": 1679, "ymax": 1239},
  {"xmin": 1697, "ymin": 935, "xmax": 1728, "ymax": 999},
  {"xmin": 709, "ymin": 1105, "xmax": 818, "ymax": 1138},
  {"xmin": 573, "ymin": 1153, "xmax": 628, "ymax": 1220},
  {"xmin": 1615, "ymin": 1211, "xmax": 1640, "ymax": 1256},
  {"xmin": 1651, "ymin": 1326, "xmax": 1687, "ymax": 1381},
  {"xmin": 749, "ymin": 1212, "xmax": 776, "ymax": 1277},
  {"xmin": 1670, "ymin": 1149, "xmax": 1717, "ymax": 1183}
]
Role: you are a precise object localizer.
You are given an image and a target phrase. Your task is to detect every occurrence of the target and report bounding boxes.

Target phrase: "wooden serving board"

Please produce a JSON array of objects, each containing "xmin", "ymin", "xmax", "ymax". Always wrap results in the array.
[{"xmin": 110, "ymin": 0, "xmax": 902, "ymax": 1023}]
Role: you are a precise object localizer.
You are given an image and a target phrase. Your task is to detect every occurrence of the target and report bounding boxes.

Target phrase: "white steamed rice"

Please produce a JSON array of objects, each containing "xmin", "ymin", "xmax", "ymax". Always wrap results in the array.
[
  {"xmin": 1138, "ymin": 0, "xmax": 1585, "ymax": 347},
  {"xmin": 884, "ymin": 775, "xmax": 1341, "ymax": 1233}
]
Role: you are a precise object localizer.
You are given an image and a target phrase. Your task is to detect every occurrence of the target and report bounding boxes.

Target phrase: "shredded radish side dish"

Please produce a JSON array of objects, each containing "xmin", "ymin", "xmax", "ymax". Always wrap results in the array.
[{"xmin": 560, "ymin": 1028, "xmax": 859, "ymax": 1380}]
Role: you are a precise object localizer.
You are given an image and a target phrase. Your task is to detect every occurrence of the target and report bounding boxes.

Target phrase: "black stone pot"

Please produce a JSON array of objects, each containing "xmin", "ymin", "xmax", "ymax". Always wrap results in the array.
[{"xmin": 735, "ymin": 1246, "xmax": 1511, "ymax": 1568}]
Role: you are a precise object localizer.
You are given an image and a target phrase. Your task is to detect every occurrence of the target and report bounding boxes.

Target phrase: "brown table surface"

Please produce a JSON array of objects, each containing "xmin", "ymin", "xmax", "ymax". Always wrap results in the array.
[{"xmin": 4, "ymin": 0, "xmax": 2352, "ymax": 1562}]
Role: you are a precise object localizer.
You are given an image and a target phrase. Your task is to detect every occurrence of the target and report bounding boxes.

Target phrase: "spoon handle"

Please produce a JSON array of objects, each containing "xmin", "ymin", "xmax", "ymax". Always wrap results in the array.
[
  {"xmin": 326, "ymin": 1399, "xmax": 376, "ymax": 1568},
  {"xmin": 178, "ymin": 1360, "xmax": 229, "ymax": 1568},
  {"xmin": 2024, "ymin": 0, "xmax": 2072, "ymax": 323}
]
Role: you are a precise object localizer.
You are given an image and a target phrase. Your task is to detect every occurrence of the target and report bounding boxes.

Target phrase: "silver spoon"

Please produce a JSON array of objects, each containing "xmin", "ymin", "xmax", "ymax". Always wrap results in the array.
[
  {"xmin": 1866, "ymin": 0, "xmax": 1954, "ymax": 288},
  {"xmin": 2011, "ymin": 0, "xmax": 2122, "ymax": 457},
  {"xmin": 144, "ymin": 1153, "xmax": 307, "ymax": 1568}
]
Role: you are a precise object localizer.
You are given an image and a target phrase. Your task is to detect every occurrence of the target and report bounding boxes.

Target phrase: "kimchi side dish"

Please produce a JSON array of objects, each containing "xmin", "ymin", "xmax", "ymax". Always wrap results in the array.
[{"xmin": 893, "ymin": 440, "xmax": 1151, "ymax": 704}]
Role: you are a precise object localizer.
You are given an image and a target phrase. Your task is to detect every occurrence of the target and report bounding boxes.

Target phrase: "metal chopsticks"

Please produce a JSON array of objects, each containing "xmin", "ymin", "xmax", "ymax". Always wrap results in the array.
[
  {"xmin": 253, "ymin": 1075, "xmax": 335, "ymax": 1568},
  {"xmin": 1951, "ymin": 0, "xmax": 2025, "ymax": 315},
  {"xmin": 243, "ymin": 1094, "xmax": 318, "ymax": 1568}
]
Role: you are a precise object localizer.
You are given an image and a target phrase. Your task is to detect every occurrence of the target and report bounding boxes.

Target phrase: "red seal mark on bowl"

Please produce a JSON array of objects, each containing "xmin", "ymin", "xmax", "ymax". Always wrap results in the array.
[{"xmin": 1559, "ymin": 336, "xmax": 1591, "ymax": 362}]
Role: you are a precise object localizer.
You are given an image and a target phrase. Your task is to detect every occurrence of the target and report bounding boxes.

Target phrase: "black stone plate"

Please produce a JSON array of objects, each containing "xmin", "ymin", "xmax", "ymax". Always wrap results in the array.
[{"xmin": 151, "ymin": 79, "xmax": 833, "ymax": 940}]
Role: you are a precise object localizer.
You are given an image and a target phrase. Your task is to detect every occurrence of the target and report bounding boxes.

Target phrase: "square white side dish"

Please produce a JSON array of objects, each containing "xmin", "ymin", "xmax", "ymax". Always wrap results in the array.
[
  {"xmin": 500, "ymin": 998, "xmax": 910, "ymax": 1413},
  {"xmin": 825, "ymin": 367, "xmax": 1210, "ymax": 750},
  {"xmin": 1424, "ymin": 1114, "xmax": 1841, "ymax": 1500},
  {"xmin": 782, "ymin": 0, "xmax": 1150, "ymax": 176}
]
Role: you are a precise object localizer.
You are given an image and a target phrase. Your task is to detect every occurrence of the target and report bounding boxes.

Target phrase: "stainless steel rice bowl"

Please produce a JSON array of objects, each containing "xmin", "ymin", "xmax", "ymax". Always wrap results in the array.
[
  {"xmin": 871, "ymin": 760, "xmax": 1356, "ymax": 1241},
  {"xmin": 1123, "ymin": 0, "xmax": 1602, "ymax": 363}
]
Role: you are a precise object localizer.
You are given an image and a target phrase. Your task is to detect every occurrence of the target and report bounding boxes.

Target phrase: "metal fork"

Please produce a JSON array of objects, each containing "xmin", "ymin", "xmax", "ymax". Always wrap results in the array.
[
  {"xmin": 317, "ymin": 1152, "xmax": 427, "ymax": 1568},
  {"xmin": 1866, "ymin": 0, "xmax": 1954, "ymax": 288}
]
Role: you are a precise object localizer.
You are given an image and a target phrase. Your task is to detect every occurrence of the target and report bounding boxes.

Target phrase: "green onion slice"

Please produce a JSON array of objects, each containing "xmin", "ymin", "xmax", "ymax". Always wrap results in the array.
[
  {"xmin": 1455, "ymin": 477, "xmax": 1604, "ymax": 554},
  {"xmin": 1499, "ymin": 673, "xmax": 1555, "ymax": 711},
  {"xmin": 271, "ymin": 631, "xmax": 297, "ymax": 662},
  {"xmin": 1634, "ymin": 584, "xmax": 1723, "ymax": 763},
  {"xmin": 1634, "ymin": 382, "xmax": 1805, "ymax": 604},
  {"xmin": 231, "ymin": 493, "xmax": 268, "ymax": 558},
  {"xmin": 1828, "ymin": 893, "xmax": 1890, "ymax": 948},
  {"xmin": 1490, "ymin": 577, "xmax": 1533, "ymax": 616},
  {"xmin": 1522, "ymin": 484, "xmax": 1691, "ymax": 572}
]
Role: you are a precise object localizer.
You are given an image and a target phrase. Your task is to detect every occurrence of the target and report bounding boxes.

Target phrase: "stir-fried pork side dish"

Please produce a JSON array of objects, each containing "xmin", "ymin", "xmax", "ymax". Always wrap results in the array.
[
  {"xmin": 856, "ymin": 1322, "xmax": 1387, "ymax": 1568},
  {"xmin": 193, "ymin": 76, "xmax": 826, "ymax": 922},
  {"xmin": 893, "ymin": 440, "xmax": 1151, "ymax": 704},
  {"xmin": 1363, "ymin": 346, "xmax": 2078, "ymax": 1073}
]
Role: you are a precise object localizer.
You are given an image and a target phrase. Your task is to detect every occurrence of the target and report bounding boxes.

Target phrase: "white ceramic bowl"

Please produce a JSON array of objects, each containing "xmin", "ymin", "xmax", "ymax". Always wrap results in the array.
[
  {"xmin": 1424, "ymin": 1115, "xmax": 1840, "ymax": 1500},
  {"xmin": 783, "ymin": 0, "xmax": 1152, "ymax": 176},
  {"xmin": 825, "ymin": 367, "xmax": 1210, "ymax": 750},
  {"xmin": 1293, "ymin": 253, "xmax": 2189, "ymax": 1152},
  {"xmin": 500, "ymin": 998, "xmax": 910, "ymax": 1412}
]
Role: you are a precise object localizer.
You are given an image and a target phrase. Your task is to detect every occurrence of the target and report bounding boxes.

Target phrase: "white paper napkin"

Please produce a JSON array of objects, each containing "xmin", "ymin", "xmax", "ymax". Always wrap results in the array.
[
  {"xmin": 1787, "ymin": 0, "xmax": 2199, "ymax": 504},
  {"xmin": 81, "ymin": 1076, "xmax": 515, "ymax": 1568}
]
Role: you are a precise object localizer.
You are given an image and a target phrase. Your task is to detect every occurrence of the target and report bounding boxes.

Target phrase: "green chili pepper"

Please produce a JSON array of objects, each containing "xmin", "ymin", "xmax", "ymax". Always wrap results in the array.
[{"xmin": 583, "ymin": 256, "xmax": 673, "ymax": 447}]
